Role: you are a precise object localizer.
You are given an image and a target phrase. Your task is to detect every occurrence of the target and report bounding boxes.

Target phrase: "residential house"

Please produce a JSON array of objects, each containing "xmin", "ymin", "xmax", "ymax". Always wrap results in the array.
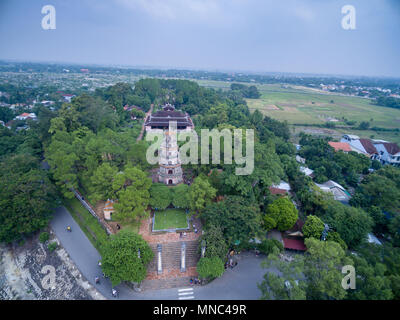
[
  {"xmin": 328, "ymin": 141, "xmax": 352, "ymax": 153},
  {"xmin": 367, "ymin": 233, "xmax": 382, "ymax": 246},
  {"xmin": 62, "ymin": 94, "xmax": 76, "ymax": 102},
  {"xmin": 300, "ymin": 166, "xmax": 314, "ymax": 178},
  {"xmin": 340, "ymin": 135, "xmax": 378, "ymax": 158},
  {"xmin": 373, "ymin": 141, "xmax": 400, "ymax": 167},
  {"xmin": 296, "ymin": 155, "xmax": 306, "ymax": 164},
  {"xmin": 315, "ymin": 180, "xmax": 351, "ymax": 203},
  {"xmin": 15, "ymin": 112, "xmax": 37, "ymax": 121},
  {"xmin": 269, "ymin": 181, "xmax": 291, "ymax": 196}
]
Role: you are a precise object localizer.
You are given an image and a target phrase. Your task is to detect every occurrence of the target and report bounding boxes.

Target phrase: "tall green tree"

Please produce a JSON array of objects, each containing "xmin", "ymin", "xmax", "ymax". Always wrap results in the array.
[
  {"xmin": 321, "ymin": 200, "xmax": 373, "ymax": 248},
  {"xmin": 188, "ymin": 176, "xmax": 216, "ymax": 212},
  {"xmin": 202, "ymin": 196, "xmax": 262, "ymax": 245},
  {"xmin": 265, "ymin": 197, "xmax": 298, "ymax": 231},
  {"xmin": 259, "ymin": 247, "xmax": 307, "ymax": 300},
  {"xmin": 0, "ymin": 154, "xmax": 57, "ymax": 243},
  {"xmin": 302, "ymin": 215, "xmax": 325, "ymax": 239},
  {"xmin": 199, "ymin": 224, "xmax": 228, "ymax": 260},
  {"xmin": 304, "ymin": 238, "xmax": 353, "ymax": 300},
  {"xmin": 89, "ymin": 163, "xmax": 118, "ymax": 203},
  {"xmin": 112, "ymin": 166, "xmax": 152, "ymax": 221},
  {"xmin": 149, "ymin": 184, "xmax": 172, "ymax": 210},
  {"xmin": 100, "ymin": 230, "xmax": 153, "ymax": 286},
  {"xmin": 172, "ymin": 183, "xmax": 190, "ymax": 208}
]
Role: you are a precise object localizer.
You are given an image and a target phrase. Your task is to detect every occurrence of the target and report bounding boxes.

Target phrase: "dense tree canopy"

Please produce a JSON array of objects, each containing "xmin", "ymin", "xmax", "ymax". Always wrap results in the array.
[
  {"xmin": 188, "ymin": 176, "xmax": 217, "ymax": 212},
  {"xmin": 320, "ymin": 200, "xmax": 373, "ymax": 248},
  {"xmin": 149, "ymin": 183, "xmax": 172, "ymax": 210},
  {"xmin": 199, "ymin": 224, "xmax": 228, "ymax": 260},
  {"xmin": 100, "ymin": 230, "xmax": 153, "ymax": 286},
  {"xmin": 202, "ymin": 196, "xmax": 263, "ymax": 245},
  {"xmin": 302, "ymin": 215, "xmax": 325, "ymax": 239},
  {"xmin": 0, "ymin": 154, "xmax": 57, "ymax": 243},
  {"xmin": 265, "ymin": 197, "xmax": 298, "ymax": 232},
  {"xmin": 112, "ymin": 166, "xmax": 152, "ymax": 221}
]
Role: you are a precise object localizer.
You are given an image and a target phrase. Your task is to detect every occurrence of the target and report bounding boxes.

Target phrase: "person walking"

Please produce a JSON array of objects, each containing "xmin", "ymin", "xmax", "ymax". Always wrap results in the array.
[
  {"xmin": 112, "ymin": 288, "xmax": 118, "ymax": 298},
  {"xmin": 95, "ymin": 276, "xmax": 100, "ymax": 284},
  {"xmin": 66, "ymin": 226, "xmax": 71, "ymax": 232}
]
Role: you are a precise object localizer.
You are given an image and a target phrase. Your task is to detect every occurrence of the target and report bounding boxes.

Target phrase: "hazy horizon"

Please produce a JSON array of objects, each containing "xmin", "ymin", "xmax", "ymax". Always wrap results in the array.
[{"xmin": 1, "ymin": 0, "xmax": 400, "ymax": 78}]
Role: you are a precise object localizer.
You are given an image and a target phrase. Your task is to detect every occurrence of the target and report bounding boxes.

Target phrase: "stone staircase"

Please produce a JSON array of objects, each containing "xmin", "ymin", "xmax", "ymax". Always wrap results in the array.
[
  {"xmin": 147, "ymin": 240, "xmax": 199, "ymax": 272},
  {"xmin": 142, "ymin": 240, "xmax": 200, "ymax": 290}
]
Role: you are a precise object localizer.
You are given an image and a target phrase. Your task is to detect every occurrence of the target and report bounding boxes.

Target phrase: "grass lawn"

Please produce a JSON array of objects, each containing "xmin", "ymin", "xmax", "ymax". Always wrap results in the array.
[
  {"xmin": 63, "ymin": 197, "xmax": 108, "ymax": 250},
  {"xmin": 153, "ymin": 209, "xmax": 188, "ymax": 230},
  {"xmin": 119, "ymin": 219, "xmax": 141, "ymax": 233}
]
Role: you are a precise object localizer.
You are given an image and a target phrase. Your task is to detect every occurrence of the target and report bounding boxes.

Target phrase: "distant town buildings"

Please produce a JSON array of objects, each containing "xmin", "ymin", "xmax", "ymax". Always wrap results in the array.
[
  {"xmin": 15, "ymin": 112, "xmax": 37, "ymax": 121},
  {"xmin": 62, "ymin": 93, "xmax": 76, "ymax": 102}
]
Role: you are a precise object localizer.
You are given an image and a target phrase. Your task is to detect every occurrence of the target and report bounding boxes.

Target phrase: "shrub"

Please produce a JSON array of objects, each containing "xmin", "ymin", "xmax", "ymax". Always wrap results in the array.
[
  {"xmin": 196, "ymin": 257, "xmax": 225, "ymax": 280},
  {"xmin": 47, "ymin": 242, "xmax": 58, "ymax": 252},
  {"xmin": 263, "ymin": 216, "xmax": 277, "ymax": 231},
  {"xmin": 257, "ymin": 239, "xmax": 283, "ymax": 255},
  {"xmin": 302, "ymin": 215, "xmax": 324, "ymax": 239},
  {"xmin": 39, "ymin": 232, "xmax": 50, "ymax": 243}
]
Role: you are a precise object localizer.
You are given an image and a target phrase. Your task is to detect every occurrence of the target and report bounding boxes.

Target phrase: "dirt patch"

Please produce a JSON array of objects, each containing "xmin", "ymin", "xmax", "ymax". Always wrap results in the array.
[
  {"xmin": 0, "ymin": 231, "xmax": 105, "ymax": 300},
  {"xmin": 264, "ymin": 104, "xmax": 280, "ymax": 110},
  {"xmin": 282, "ymin": 106, "xmax": 297, "ymax": 112}
]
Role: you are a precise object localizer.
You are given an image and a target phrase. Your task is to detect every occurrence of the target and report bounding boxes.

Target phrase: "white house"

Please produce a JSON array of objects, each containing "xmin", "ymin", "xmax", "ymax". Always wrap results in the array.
[
  {"xmin": 373, "ymin": 141, "xmax": 400, "ymax": 167},
  {"xmin": 62, "ymin": 94, "xmax": 76, "ymax": 102},
  {"xmin": 340, "ymin": 135, "xmax": 378, "ymax": 158},
  {"xmin": 296, "ymin": 155, "xmax": 306, "ymax": 164},
  {"xmin": 367, "ymin": 233, "xmax": 382, "ymax": 246},
  {"xmin": 15, "ymin": 112, "xmax": 37, "ymax": 121},
  {"xmin": 300, "ymin": 166, "xmax": 314, "ymax": 178}
]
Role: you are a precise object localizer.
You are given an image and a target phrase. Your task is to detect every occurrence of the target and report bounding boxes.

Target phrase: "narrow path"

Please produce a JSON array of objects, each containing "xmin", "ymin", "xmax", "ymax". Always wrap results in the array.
[{"xmin": 137, "ymin": 103, "xmax": 154, "ymax": 141}]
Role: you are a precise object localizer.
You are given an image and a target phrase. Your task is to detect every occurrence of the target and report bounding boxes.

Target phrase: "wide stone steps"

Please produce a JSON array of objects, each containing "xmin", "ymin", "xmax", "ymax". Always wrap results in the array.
[
  {"xmin": 141, "ymin": 276, "xmax": 194, "ymax": 291},
  {"xmin": 147, "ymin": 240, "xmax": 200, "ymax": 272}
]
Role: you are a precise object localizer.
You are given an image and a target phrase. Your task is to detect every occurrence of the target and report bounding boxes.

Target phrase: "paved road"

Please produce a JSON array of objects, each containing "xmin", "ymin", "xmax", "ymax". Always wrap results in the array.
[
  {"xmin": 50, "ymin": 207, "xmax": 265, "ymax": 300},
  {"xmin": 136, "ymin": 103, "xmax": 154, "ymax": 141}
]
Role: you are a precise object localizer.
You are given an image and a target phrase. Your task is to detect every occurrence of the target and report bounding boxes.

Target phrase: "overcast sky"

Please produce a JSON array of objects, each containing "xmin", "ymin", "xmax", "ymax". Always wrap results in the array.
[{"xmin": 0, "ymin": 0, "xmax": 399, "ymax": 77}]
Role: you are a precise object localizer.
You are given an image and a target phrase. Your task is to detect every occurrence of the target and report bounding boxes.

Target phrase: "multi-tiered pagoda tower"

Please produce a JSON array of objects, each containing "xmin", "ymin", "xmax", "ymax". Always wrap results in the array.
[
  {"xmin": 158, "ymin": 129, "xmax": 183, "ymax": 185},
  {"xmin": 145, "ymin": 104, "xmax": 193, "ymax": 185}
]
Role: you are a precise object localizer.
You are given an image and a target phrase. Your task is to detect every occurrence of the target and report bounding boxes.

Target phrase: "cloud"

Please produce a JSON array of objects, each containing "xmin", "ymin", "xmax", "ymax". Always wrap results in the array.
[
  {"xmin": 116, "ymin": 0, "xmax": 221, "ymax": 20},
  {"xmin": 291, "ymin": 6, "xmax": 316, "ymax": 22}
]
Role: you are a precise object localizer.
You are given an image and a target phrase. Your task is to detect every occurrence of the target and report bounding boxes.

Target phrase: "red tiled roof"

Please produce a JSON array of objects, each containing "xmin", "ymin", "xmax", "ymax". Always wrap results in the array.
[
  {"xmin": 359, "ymin": 139, "xmax": 378, "ymax": 154},
  {"xmin": 328, "ymin": 142, "xmax": 352, "ymax": 152},
  {"xmin": 383, "ymin": 142, "xmax": 400, "ymax": 155},
  {"xmin": 20, "ymin": 112, "xmax": 30, "ymax": 117},
  {"xmin": 269, "ymin": 187, "xmax": 288, "ymax": 195},
  {"xmin": 283, "ymin": 238, "xmax": 306, "ymax": 251}
]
